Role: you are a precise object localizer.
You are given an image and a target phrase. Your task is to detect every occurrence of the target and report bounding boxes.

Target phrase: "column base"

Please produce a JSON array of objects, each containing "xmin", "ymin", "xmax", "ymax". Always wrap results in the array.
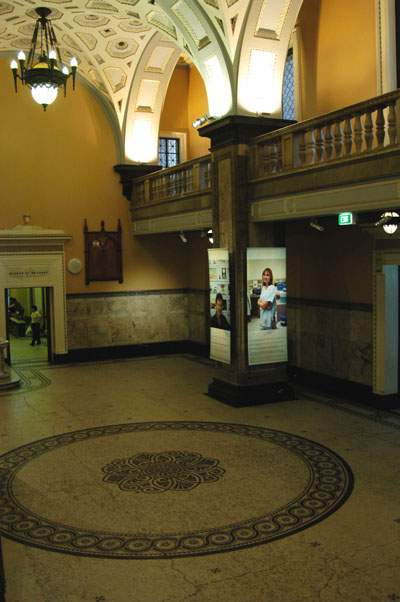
[{"xmin": 207, "ymin": 377, "xmax": 295, "ymax": 408}]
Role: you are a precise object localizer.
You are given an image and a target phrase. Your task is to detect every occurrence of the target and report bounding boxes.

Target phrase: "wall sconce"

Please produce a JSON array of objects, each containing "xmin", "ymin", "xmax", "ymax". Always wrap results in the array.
[
  {"xmin": 375, "ymin": 211, "xmax": 399, "ymax": 235},
  {"xmin": 180, "ymin": 231, "xmax": 187, "ymax": 243},
  {"xmin": 192, "ymin": 114, "xmax": 210, "ymax": 129},
  {"xmin": 207, "ymin": 228, "xmax": 214, "ymax": 244}
]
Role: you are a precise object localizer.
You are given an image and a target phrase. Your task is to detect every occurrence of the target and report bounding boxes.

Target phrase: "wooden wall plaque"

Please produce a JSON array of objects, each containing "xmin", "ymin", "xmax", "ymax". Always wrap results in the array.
[{"xmin": 84, "ymin": 219, "xmax": 123, "ymax": 285}]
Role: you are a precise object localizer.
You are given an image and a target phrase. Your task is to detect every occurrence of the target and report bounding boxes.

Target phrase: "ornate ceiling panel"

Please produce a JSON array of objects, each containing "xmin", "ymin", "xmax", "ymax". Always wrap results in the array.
[{"xmin": 0, "ymin": 0, "xmax": 303, "ymax": 161}]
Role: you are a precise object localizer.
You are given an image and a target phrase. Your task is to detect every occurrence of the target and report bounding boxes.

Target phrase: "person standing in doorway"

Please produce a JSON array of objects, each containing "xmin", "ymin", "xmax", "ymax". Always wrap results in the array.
[{"xmin": 30, "ymin": 305, "xmax": 41, "ymax": 346}]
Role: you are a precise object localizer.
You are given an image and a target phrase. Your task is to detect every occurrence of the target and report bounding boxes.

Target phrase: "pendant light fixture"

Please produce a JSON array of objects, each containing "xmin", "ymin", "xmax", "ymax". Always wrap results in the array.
[{"xmin": 10, "ymin": 7, "xmax": 78, "ymax": 111}]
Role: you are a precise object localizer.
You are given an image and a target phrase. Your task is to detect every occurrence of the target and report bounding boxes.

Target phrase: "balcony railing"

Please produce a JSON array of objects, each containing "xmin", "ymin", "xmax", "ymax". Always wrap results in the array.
[
  {"xmin": 249, "ymin": 89, "xmax": 400, "ymax": 180},
  {"xmin": 132, "ymin": 155, "xmax": 212, "ymax": 205}
]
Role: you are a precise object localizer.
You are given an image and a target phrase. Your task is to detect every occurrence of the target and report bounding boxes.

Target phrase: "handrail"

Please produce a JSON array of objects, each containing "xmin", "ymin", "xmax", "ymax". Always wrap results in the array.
[
  {"xmin": 249, "ymin": 89, "xmax": 400, "ymax": 180},
  {"xmin": 132, "ymin": 155, "xmax": 212, "ymax": 205}
]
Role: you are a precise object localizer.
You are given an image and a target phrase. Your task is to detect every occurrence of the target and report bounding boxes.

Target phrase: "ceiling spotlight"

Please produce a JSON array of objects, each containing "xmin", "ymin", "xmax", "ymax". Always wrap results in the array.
[
  {"xmin": 179, "ymin": 231, "xmax": 187, "ymax": 243},
  {"xmin": 376, "ymin": 211, "xmax": 399, "ymax": 234},
  {"xmin": 192, "ymin": 114, "xmax": 210, "ymax": 129},
  {"xmin": 310, "ymin": 219, "xmax": 324, "ymax": 232},
  {"xmin": 207, "ymin": 228, "xmax": 214, "ymax": 244}
]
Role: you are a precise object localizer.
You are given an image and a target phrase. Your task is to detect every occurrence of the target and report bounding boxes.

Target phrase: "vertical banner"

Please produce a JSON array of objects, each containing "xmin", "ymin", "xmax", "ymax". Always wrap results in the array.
[
  {"xmin": 208, "ymin": 248, "xmax": 231, "ymax": 364},
  {"xmin": 247, "ymin": 248, "xmax": 287, "ymax": 366}
]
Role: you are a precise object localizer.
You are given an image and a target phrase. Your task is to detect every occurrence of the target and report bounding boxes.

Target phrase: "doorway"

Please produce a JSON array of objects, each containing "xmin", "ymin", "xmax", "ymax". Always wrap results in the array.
[{"xmin": 6, "ymin": 287, "xmax": 52, "ymax": 364}]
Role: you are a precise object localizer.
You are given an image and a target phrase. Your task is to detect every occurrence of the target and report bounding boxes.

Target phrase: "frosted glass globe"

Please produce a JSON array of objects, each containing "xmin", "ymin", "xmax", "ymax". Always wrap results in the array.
[{"xmin": 31, "ymin": 84, "xmax": 58, "ymax": 107}]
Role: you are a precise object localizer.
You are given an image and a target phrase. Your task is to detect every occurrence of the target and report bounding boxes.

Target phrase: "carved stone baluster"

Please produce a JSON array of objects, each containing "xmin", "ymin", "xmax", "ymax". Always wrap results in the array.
[
  {"xmin": 188, "ymin": 166, "xmax": 193, "ymax": 192},
  {"xmin": 315, "ymin": 127, "xmax": 324, "ymax": 163},
  {"xmin": 276, "ymin": 138, "xmax": 282, "ymax": 171},
  {"xmin": 375, "ymin": 106, "xmax": 385, "ymax": 148},
  {"xmin": 323, "ymin": 124, "xmax": 333, "ymax": 160},
  {"xmin": 388, "ymin": 102, "xmax": 397, "ymax": 146},
  {"xmin": 299, "ymin": 131, "xmax": 306, "ymax": 165},
  {"xmin": 353, "ymin": 114, "xmax": 363, "ymax": 153},
  {"xmin": 364, "ymin": 111, "xmax": 373, "ymax": 150},
  {"xmin": 305, "ymin": 129, "xmax": 316, "ymax": 164},
  {"xmin": 333, "ymin": 121, "xmax": 343, "ymax": 158},
  {"xmin": 263, "ymin": 144, "xmax": 270, "ymax": 174},
  {"xmin": 270, "ymin": 141, "xmax": 278, "ymax": 173},
  {"xmin": 343, "ymin": 117, "xmax": 353, "ymax": 155}
]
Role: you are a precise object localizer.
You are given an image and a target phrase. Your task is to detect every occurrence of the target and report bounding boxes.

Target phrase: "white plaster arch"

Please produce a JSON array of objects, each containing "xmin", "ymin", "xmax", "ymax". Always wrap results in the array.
[
  {"xmin": 236, "ymin": 0, "xmax": 303, "ymax": 117},
  {"xmin": 123, "ymin": 31, "xmax": 182, "ymax": 164}
]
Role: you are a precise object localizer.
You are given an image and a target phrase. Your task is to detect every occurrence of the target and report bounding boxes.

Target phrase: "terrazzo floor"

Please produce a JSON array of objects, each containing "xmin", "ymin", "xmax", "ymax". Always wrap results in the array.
[{"xmin": 0, "ymin": 354, "xmax": 399, "ymax": 602}]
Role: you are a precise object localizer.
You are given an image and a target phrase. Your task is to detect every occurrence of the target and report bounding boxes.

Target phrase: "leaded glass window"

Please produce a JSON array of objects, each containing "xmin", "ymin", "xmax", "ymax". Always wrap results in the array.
[
  {"xmin": 282, "ymin": 49, "xmax": 295, "ymax": 120},
  {"xmin": 159, "ymin": 137, "xmax": 180, "ymax": 168}
]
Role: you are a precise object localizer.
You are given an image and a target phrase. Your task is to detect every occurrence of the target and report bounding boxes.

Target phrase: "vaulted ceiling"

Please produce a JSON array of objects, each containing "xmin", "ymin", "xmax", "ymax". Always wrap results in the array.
[{"xmin": 0, "ymin": 0, "xmax": 303, "ymax": 162}]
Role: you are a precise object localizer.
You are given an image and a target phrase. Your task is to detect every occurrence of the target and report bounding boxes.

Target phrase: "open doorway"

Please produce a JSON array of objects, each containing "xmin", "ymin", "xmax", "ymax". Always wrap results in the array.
[{"xmin": 6, "ymin": 287, "xmax": 52, "ymax": 364}]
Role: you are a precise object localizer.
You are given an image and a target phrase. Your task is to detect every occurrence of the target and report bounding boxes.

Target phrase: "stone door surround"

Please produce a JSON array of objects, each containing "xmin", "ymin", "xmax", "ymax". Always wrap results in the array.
[{"xmin": 0, "ymin": 219, "xmax": 71, "ymax": 359}]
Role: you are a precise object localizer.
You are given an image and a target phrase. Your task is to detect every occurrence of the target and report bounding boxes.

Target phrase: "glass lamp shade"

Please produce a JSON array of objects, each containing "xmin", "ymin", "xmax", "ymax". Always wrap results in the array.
[
  {"xmin": 382, "ymin": 211, "xmax": 399, "ymax": 235},
  {"xmin": 31, "ymin": 84, "xmax": 58, "ymax": 107}
]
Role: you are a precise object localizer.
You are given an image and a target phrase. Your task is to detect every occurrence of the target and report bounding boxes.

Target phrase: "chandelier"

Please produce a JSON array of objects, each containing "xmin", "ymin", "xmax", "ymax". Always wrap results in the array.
[{"xmin": 10, "ymin": 7, "xmax": 78, "ymax": 111}]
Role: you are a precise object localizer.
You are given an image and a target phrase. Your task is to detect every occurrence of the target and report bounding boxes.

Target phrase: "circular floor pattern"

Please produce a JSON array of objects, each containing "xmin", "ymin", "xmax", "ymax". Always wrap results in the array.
[{"xmin": 0, "ymin": 421, "xmax": 353, "ymax": 559}]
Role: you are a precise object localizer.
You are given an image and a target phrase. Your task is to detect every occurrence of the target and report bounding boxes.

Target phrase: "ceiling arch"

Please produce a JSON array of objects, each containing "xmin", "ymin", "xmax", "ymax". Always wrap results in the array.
[{"xmin": 0, "ymin": 0, "xmax": 304, "ymax": 161}]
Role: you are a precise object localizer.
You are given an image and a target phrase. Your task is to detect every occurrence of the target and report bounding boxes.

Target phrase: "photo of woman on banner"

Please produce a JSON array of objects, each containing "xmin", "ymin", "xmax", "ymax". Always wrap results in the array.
[
  {"xmin": 258, "ymin": 268, "xmax": 277, "ymax": 330},
  {"xmin": 210, "ymin": 293, "xmax": 230, "ymax": 330}
]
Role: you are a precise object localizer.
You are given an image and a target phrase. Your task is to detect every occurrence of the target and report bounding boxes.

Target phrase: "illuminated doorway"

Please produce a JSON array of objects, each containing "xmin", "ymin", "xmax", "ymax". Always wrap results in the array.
[{"xmin": 6, "ymin": 287, "xmax": 52, "ymax": 364}]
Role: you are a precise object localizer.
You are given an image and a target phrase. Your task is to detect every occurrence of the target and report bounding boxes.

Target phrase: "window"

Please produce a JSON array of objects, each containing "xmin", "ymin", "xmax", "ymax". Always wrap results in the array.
[
  {"xmin": 158, "ymin": 137, "xmax": 180, "ymax": 168},
  {"xmin": 282, "ymin": 48, "xmax": 294, "ymax": 120}
]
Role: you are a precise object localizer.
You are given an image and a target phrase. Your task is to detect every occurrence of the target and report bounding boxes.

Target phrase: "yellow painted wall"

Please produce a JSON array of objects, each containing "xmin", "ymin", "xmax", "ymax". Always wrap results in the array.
[
  {"xmin": 159, "ymin": 67, "xmax": 189, "ymax": 133},
  {"xmin": 0, "ymin": 59, "xmax": 208, "ymax": 295},
  {"xmin": 298, "ymin": 0, "xmax": 377, "ymax": 118},
  {"xmin": 188, "ymin": 66, "xmax": 210, "ymax": 159},
  {"xmin": 159, "ymin": 64, "xmax": 210, "ymax": 160}
]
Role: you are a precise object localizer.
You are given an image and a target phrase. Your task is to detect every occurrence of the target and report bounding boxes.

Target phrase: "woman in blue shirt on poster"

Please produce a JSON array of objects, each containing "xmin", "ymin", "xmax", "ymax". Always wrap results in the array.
[{"xmin": 258, "ymin": 267, "xmax": 276, "ymax": 330}]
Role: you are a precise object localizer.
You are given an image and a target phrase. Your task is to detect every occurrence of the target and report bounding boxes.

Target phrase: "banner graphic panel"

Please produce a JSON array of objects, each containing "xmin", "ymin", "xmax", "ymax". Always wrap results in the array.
[
  {"xmin": 247, "ymin": 248, "xmax": 287, "ymax": 366},
  {"xmin": 208, "ymin": 248, "xmax": 231, "ymax": 364}
]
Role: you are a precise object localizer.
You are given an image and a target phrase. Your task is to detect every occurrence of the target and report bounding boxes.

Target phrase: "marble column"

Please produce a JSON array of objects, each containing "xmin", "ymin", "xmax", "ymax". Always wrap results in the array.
[{"xmin": 198, "ymin": 116, "xmax": 294, "ymax": 406}]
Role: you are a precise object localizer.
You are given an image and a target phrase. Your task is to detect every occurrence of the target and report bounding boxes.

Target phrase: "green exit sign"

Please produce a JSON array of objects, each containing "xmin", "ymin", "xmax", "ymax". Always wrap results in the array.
[{"xmin": 338, "ymin": 212, "xmax": 354, "ymax": 226}]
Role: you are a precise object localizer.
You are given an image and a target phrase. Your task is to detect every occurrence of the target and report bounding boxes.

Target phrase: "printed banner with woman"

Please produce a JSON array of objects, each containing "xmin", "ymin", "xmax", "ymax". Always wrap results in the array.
[{"xmin": 246, "ymin": 248, "xmax": 287, "ymax": 365}]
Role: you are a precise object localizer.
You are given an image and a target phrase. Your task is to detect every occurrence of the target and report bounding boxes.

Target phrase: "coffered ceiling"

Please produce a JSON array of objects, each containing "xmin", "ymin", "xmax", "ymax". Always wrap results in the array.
[{"xmin": 0, "ymin": 0, "xmax": 302, "ymax": 162}]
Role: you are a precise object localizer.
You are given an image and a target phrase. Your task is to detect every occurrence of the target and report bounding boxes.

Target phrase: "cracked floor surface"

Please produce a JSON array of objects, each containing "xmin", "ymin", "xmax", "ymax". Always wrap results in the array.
[{"xmin": 0, "ymin": 354, "xmax": 400, "ymax": 601}]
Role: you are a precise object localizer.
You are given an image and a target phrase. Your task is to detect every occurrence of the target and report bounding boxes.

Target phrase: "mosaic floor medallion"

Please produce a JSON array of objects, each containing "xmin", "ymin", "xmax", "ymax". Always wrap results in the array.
[{"xmin": 0, "ymin": 421, "xmax": 353, "ymax": 559}]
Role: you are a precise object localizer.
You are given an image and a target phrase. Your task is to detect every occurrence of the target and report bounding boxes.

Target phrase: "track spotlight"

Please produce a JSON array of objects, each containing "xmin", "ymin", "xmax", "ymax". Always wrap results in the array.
[
  {"xmin": 375, "ymin": 211, "xmax": 399, "ymax": 234},
  {"xmin": 310, "ymin": 219, "xmax": 324, "ymax": 232},
  {"xmin": 179, "ymin": 231, "xmax": 187, "ymax": 243},
  {"xmin": 192, "ymin": 114, "xmax": 210, "ymax": 129},
  {"xmin": 207, "ymin": 228, "xmax": 214, "ymax": 244}
]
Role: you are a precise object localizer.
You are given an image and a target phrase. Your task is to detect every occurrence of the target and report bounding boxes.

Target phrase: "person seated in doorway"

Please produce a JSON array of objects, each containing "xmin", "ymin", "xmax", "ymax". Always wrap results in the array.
[
  {"xmin": 8, "ymin": 297, "xmax": 24, "ymax": 318},
  {"xmin": 30, "ymin": 305, "xmax": 42, "ymax": 346},
  {"xmin": 210, "ymin": 293, "xmax": 230, "ymax": 331}
]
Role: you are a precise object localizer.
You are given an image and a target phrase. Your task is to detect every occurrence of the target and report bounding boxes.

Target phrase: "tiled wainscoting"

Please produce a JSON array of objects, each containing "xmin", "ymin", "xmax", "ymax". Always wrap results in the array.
[
  {"xmin": 66, "ymin": 289, "xmax": 209, "ymax": 350},
  {"xmin": 287, "ymin": 299, "xmax": 373, "ymax": 386}
]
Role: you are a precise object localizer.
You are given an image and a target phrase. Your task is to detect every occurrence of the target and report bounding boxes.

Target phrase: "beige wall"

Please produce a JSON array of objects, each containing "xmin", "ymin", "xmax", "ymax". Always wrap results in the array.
[
  {"xmin": 286, "ymin": 219, "xmax": 373, "ymax": 304},
  {"xmin": 298, "ymin": 0, "xmax": 377, "ymax": 118},
  {"xmin": 0, "ymin": 59, "xmax": 209, "ymax": 296}
]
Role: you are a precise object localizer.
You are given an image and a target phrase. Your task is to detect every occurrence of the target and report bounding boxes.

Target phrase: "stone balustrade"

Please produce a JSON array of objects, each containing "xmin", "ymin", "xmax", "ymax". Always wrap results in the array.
[
  {"xmin": 132, "ymin": 155, "xmax": 212, "ymax": 205},
  {"xmin": 249, "ymin": 89, "xmax": 400, "ymax": 180}
]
